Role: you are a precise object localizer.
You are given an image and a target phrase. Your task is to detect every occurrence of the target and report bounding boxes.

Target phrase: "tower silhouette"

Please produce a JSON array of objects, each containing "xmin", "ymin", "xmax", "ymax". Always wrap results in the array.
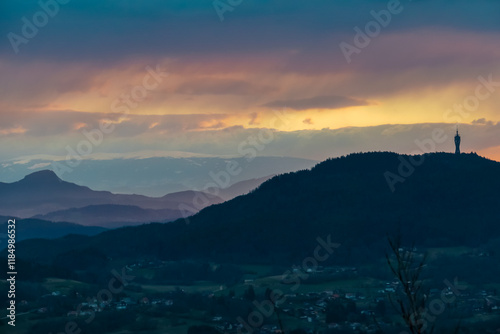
[{"xmin": 454, "ymin": 128, "xmax": 461, "ymax": 155}]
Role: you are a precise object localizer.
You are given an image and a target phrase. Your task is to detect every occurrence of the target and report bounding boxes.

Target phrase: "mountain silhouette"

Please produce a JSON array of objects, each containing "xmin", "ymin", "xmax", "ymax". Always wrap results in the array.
[
  {"xmin": 21, "ymin": 170, "xmax": 63, "ymax": 183},
  {"xmin": 0, "ymin": 156, "xmax": 317, "ymax": 197},
  {"xmin": 217, "ymin": 175, "xmax": 274, "ymax": 201},
  {"xmin": 0, "ymin": 170, "xmax": 223, "ymax": 225},
  {"xmin": 10, "ymin": 152, "xmax": 500, "ymax": 265},
  {"xmin": 0, "ymin": 217, "xmax": 105, "ymax": 244},
  {"xmin": 34, "ymin": 204, "xmax": 182, "ymax": 227}
]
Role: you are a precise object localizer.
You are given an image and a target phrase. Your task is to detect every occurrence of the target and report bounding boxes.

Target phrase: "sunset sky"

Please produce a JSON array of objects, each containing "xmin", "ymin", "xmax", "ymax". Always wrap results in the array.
[{"xmin": 1, "ymin": 0, "xmax": 500, "ymax": 163}]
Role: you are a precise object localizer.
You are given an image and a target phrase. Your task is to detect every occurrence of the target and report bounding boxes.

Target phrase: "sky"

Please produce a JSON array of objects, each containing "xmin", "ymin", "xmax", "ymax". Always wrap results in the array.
[{"xmin": 1, "ymin": 0, "xmax": 500, "ymax": 163}]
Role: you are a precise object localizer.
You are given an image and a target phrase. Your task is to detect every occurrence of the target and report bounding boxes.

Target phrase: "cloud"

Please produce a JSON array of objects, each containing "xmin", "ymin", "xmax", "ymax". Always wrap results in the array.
[
  {"xmin": 2, "ymin": 28, "xmax": 500, "ymax": 122},
  {"xmin": 248, "ymin": 112, "xmax": 259, "ymax": 125},
  {"xmin": 1, "ymin": 120, "xmax": 500, "ymax": 162},
  {"xmin": 175, "ymin": 79, "xmax": 273, "ymax": 96},
  {"xmin": 0, "ymin": 111, "xmax": 233, "ymax": 138},
  {"xmin": 28, "ymin": 162, "xmax": 51, "ymax": 170},
  {"xmin": 2, "ymin": 1, "xmax": 500, "ymax": 165},
  {"xmin": 0, "ymin": 126, "xmax": 27, "ymax": 135},
  {"xmin": 262, "ymin": 95, "xmax": 369, "ymax": 111},
  {"xmin": 2, "ymin": 1, "xmax": 500, "ymax": 64},
  {"xmin": 471, "ymin": 118, "xmax": 494, "ymax": 126}
]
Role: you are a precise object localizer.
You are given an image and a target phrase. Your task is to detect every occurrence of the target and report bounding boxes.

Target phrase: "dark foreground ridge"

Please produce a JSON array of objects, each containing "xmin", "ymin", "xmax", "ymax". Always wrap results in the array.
[{"xmin": 9, "ymin": 151, "xmax": 500, "ymax": 265}]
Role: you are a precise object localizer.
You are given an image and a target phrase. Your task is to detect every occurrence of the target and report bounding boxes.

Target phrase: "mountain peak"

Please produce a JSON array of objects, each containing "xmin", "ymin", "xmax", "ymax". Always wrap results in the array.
[{"xmin": 21, "ymin": 170, "xmax": 62, "ymax": 184}]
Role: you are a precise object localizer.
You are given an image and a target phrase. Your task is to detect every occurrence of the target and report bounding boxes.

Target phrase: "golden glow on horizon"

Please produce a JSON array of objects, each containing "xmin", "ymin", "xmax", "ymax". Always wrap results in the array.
[
  {"xmin": 3, "ymin": 48, "xmax": 499, "ymax": 148},
  {"xmin": 478, "ymin": 146, "xmax": 500, "ymax": 162},
  {"xmin": 20, "ymin": 70, "xmax": 499, "ymax": 133}
]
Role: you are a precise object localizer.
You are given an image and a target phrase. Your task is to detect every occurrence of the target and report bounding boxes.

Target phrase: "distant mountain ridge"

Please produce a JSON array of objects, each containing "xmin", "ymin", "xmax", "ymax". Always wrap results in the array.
[
  {"xmin": 33, "ymin": 204, "xmax": 180, "ymax": 227},
  {"xmin": 0, "ymin": 156, "xmax": 317, "ymax": 196},
  {"xmin": 11, "ymin": 152, "xmax": 500, "ymax": 265},
  {"xmin": 0, "ymin": 170, "xmax": 273, "ymax": 227},
  {"xmin": 217, "ymin": 175, "xmax": 274, "ymax": 200},
  {"xmin": 0, "ymin": 217, "xmax": 105, "ymax": 247},
  {"xmin": 0, "ymin": 170, "xmax": 223, "ymax": 226},
  {"xmin": 21, "ymin": 169, "xmax": 63, "ymax": 184}
]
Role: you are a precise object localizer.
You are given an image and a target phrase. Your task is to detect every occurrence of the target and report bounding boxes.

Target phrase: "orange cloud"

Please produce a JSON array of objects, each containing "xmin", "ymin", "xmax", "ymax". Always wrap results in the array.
[{"xmin": 0, "ymin": 126, "xmax": 27, "ymax": 135}]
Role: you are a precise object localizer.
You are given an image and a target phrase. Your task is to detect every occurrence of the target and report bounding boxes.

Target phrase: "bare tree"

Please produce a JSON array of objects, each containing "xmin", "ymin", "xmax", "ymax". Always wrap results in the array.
[{"xmin": 386, "ymin": 235, "xmax": 431, "ymax": 334}]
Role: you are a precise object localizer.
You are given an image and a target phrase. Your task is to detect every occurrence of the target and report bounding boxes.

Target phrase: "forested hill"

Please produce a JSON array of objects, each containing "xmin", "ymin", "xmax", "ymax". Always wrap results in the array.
[{"xmin": 10, "ymin": 152, "xmax": 500, "ymax": 266}]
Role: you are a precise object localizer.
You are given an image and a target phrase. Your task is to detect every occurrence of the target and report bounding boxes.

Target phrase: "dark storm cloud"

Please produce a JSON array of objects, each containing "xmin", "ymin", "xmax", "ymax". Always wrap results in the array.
[{"xmin": 2, "ymin": 0, "xmax": 500, "ymax": 64}]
